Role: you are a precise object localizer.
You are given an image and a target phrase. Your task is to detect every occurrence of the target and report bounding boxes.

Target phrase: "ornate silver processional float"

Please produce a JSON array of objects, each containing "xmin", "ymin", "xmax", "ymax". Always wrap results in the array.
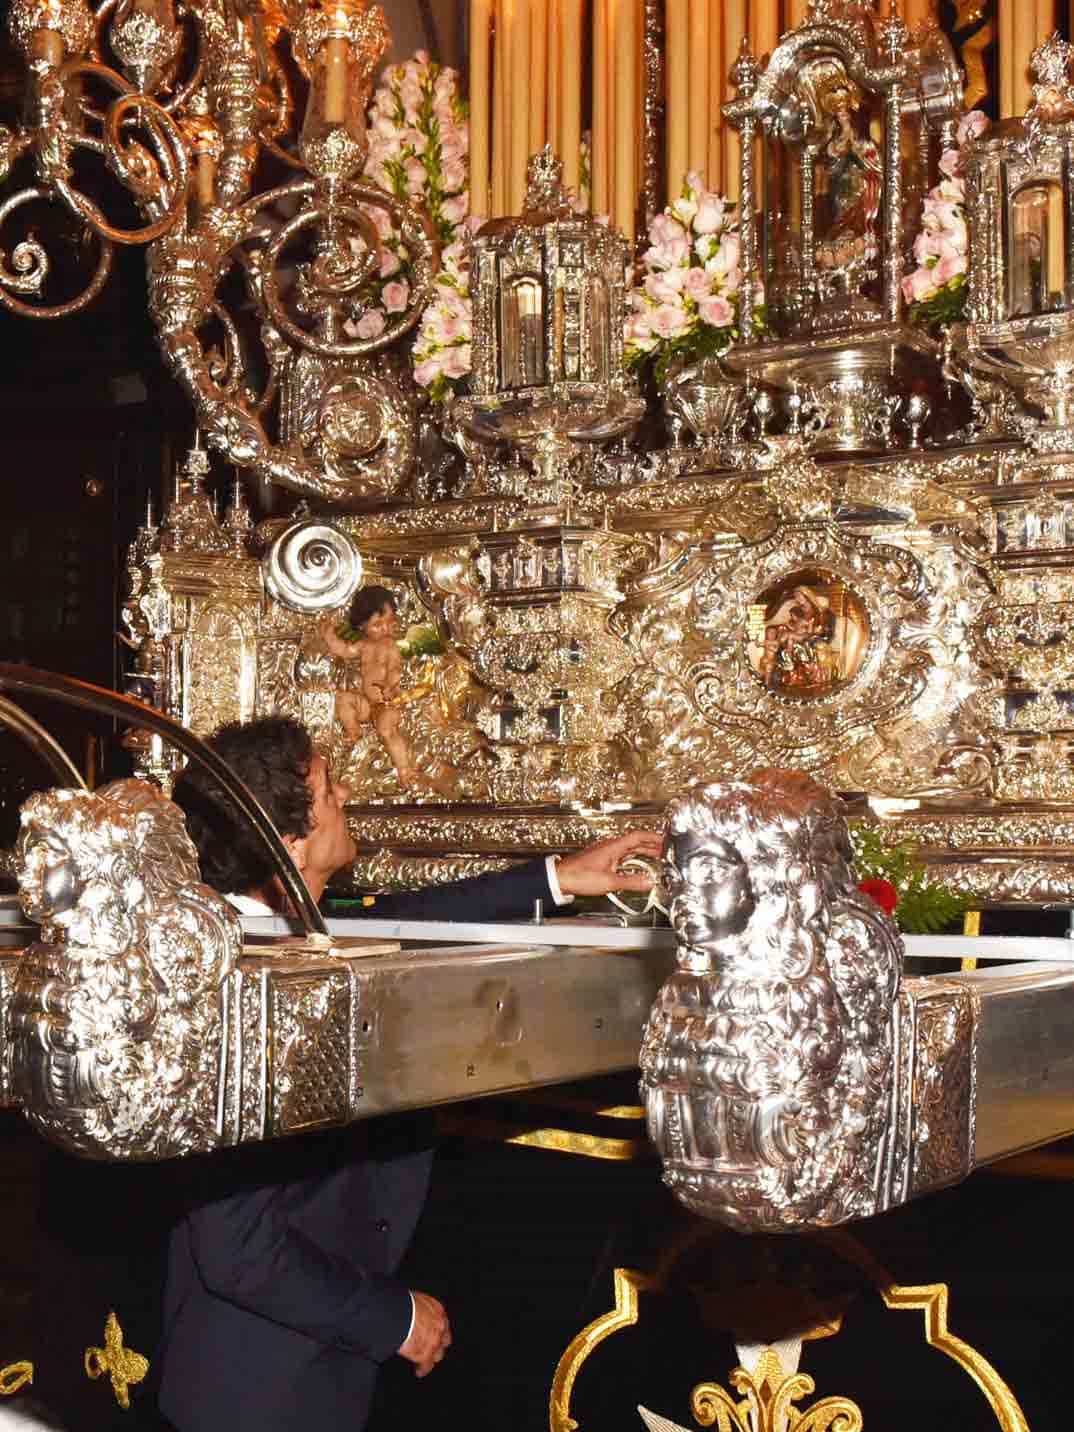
[{"xmin": 5, "ymin": 0, "xmax": 1074, "ymax": 1256}]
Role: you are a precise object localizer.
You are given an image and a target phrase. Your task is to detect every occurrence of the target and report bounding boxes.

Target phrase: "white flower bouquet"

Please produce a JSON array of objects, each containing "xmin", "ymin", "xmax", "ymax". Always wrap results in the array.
[
  {"xmin": 624, "ymin": 172, "xmax": 759, "ymax": 384},
  {"xmin": 342, "ymin": 51, "xmax": 470, "ymax": 343}
]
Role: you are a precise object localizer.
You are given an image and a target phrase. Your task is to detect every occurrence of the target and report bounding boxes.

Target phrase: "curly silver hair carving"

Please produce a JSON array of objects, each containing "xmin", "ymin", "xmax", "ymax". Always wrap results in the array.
[
  {"xmin": 641, "ymin": 768, "xmax": 902, "ymax": 1231},
  {"xmin": 12, "ymin": 779, "xmax": 241, "ymax": 1160}
]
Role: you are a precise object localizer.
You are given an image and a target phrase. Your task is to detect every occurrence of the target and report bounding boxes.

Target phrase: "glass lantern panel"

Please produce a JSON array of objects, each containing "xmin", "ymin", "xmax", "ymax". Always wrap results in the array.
[
  {"xmin": 499, "ymin": 274, "xmax": 546, "ymax": 390},
  {"xmin": 585, "ymin": 274, "xmax": 610, "ymax": 384},
  {"xmin": 1008, "ymin": 180, "xmax": 1065, "ymax": 318},
  {"xmin": 760, "ymin": 138, "xmax": 805, "ymax": 340}
]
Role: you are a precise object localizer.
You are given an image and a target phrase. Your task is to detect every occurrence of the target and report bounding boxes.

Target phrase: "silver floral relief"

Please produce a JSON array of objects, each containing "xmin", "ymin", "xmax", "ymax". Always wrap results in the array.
[
  {"xmin": 903, "ymin": 979, "xmax": 978, "ymax": 1197},
  {"xmin": 618, "ymin": 509, "xmax": 995, "ymax": 796},
  {"xmin": 641, "ymin": 770, "xmax": 978, "ymax": 1233},
  {"xmin": 11, "ymin": 779, "xmax": 242, "ymax": 1159}
]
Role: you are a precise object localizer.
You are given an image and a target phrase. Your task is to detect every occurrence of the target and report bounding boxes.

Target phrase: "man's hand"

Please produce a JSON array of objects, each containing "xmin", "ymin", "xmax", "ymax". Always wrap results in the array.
[
  {"xmin": 398, "ymin": 1291, "xmax": 452, "ymax": 1378},
  {"xmin": 555, "ymin": 830, "xmax": 664, "ymax": 898}
]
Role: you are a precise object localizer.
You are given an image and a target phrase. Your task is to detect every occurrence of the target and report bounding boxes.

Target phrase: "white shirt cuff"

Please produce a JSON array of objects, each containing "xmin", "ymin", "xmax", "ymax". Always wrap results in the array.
[{"xmin": 545, "ymin": 854, "xmax": 573, "ymax": 906}]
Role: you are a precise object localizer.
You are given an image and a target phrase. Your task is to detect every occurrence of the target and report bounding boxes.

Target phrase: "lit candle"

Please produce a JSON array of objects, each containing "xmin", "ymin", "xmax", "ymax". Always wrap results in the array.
[
  {"xmin": 687, "ymin": 0, "xmax": 709, "ymax": 183},
  {"xmin": 322, "ymin": 35, "xmax": 349, "ymax": 126},
  {"xmin": 613, "ymin": 0, "xmax": 639, "ymax": 241},
  {"xmin": 785, "ymin": 0, "xmax": 810, "ymax": 24},
  {"xmin": 469, "ymin": 0, "xmax": 492, "ymax": 218}
]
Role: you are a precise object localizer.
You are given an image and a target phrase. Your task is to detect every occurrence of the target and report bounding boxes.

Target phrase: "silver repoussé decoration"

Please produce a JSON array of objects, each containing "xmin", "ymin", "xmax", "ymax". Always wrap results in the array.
[
  {"xmin": 641, "ymin": 768, "xmax": 903, "ymax": 1231},
  {"xmin": 12, "ymin": 779, "xmax": 241, "ymax": 1159}
]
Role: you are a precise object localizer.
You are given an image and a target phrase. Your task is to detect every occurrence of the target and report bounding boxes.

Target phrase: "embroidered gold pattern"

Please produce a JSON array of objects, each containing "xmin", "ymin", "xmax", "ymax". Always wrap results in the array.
[{"xmin": 84, "ymin": 1311, "xmax": 149, "ymax": 1410}]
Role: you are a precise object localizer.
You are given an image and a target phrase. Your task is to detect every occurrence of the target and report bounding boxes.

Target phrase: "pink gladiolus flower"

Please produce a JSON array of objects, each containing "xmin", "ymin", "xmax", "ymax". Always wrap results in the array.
[{"xmin": 442, "ymin": 196, "xmax": 468, "ymax": 225}]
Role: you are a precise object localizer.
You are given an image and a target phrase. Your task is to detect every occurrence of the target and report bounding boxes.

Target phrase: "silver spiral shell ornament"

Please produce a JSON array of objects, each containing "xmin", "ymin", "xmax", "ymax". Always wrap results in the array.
[{"xmin": 263, "ymin": 521, "xmax": 363, "ymax": 614}]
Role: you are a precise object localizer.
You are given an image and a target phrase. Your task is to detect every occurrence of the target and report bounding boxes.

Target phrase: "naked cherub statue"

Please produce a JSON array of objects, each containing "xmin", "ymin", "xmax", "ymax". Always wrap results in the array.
[{"xmin": 318, "ymin": 585, "xmax": 421, "ymax": 789}]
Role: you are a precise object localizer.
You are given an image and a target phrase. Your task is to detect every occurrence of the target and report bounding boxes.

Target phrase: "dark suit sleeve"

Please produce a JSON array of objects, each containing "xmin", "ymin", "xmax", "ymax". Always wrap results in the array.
[
  {"xmin": 182, "ymin": 1176, "xmax": 413, "ymax": 1363},
  {"xmin": 360, "ymin": 856, "xmax": 556, "ymax": 922}
]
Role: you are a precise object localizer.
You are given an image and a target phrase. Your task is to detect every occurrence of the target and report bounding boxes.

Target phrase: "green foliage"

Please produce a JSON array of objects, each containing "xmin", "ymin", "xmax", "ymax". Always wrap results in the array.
[
  {"xmin": 849, "ymin": 820, "xmax": 970, "ymax": 935},
  {"xmin": 908, "ymin": 273, "xmax": 967, "ymax": 329},
  {"xmin": 398, "ymin": 624, "xmax": 444, "ymax": 659}
]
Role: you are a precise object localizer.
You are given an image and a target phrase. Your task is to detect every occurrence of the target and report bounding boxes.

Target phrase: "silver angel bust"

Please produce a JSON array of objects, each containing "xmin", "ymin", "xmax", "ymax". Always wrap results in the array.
[
  {"xmin": 12, "ymin": 779, "xmax": 241, "ymax": 1160},
  {"xmin": 640, "ymin": 769, "xmax": 902, "ymax": 1232}
]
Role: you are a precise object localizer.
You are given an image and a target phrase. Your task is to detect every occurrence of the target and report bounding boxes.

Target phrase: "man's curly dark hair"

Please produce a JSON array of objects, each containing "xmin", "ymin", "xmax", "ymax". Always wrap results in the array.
[{"xmin": 172, "ymin": 716, "xmax": 314, "ymax": 895}]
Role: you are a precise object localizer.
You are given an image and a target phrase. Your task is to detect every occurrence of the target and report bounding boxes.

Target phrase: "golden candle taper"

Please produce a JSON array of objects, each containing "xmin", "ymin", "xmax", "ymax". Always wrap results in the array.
[
  {"xmin": 530, "ymin": 0, "xmax": 549, "ymax": 160},
  {"xmin": 785, "ymin": 0, "xmax": 810, "ymax": 25},
  {"xmin": 707, "ymin": 0, "xmax": 724, "ymax": 191},
  {"xmin": 592, "ymin": 0, "xmax": 611, "ymax": 213},
  {"xmin": 469, "ymin": 0, "xmax": 492, "ymax": 219},
  {"xmin": 687, "ymin": 0, "xmax": 710, "ymax": 181},
  {"xmin": 492, "ymin": 1, "xmax": 507, "ymax": 215},
  {"xmin": 561, "ymin": 0, "xmax": 583, "ymax": 194},
  {"xmin": 322, "ymin": 36, "xmax": 349, "ymax": 125},
  {"xmin": 749, "ymin": 0, "xmax": 779, "ymax": 66},
  {"xmin": 997, "ymin": 0, "xmax": 1015, "ymax": 118},
  {"xmin": 613, "ymin": 0, "xmax": 639, "ymax": 241},
  {"xmin": 508, "ymin": 0, "xmax": 532, "ymax": 211},
  {"xmin": 548, "ymin": 0, "xmax": 561, "ymax": 164},
  {"xmin": 665, "ymin": 0, "xmax": 688, "ymax": 203}
]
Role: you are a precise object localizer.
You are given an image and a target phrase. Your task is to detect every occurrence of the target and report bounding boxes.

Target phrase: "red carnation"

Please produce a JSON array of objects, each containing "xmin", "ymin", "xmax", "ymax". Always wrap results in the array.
[{"xmin": 858, "ymin": 878, "xmax": 898, "ymax": 915}]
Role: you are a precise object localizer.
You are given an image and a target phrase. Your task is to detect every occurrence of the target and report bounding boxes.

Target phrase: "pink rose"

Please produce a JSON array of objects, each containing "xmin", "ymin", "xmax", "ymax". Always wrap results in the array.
[
  {"xmin": 913, "ymin": 230, "xmax": 942, "ymax": 264},
  {"xmin": 379, "ymin": 248, "xmax": 401, "ymax": 277},
  {"xmin": 353, "ymin": 309, "xmax": 387, "ymax": 339},
  {"xmin": 906, "ymin": 267, "xmax": 938, "ymax": 302},
  {"xmin": 685, "ymin": 266, "xmax": 712, "ymax": 300},
  {"xmin": 414, "ymin": 356, "xmax": 444, "ymax": 387},
  {"xmin": 382, "ymin": 280, "xmax": 410, "ymax": 313},
  {"xmin": 442, "ymin": 344, "xmax": 472, "ymax": 379},
  {"xmin": 938, "ymin": 148, "xmax": 962, "ymax": 179},
  {"xmin": 649, "ymin": 302, "xmax": 691, "ymax": 339},
  {"xmin": 698, "ymin": 294, "xmax": 732, "ymax": 327},
  {"xmin": 693, "ymin": 196, "xmax": 726, "ymax": 234},
  {"xmin": 934, "ymin": 252, "xmax": 966, "ymax": 284},
  {"xmin": 648, "ymin": 213, "xmax": 684, "ymax": 247}
]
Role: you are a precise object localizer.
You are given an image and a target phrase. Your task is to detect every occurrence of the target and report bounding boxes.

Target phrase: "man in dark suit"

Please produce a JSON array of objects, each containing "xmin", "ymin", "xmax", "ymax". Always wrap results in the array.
[{"xmin": 156, "ymin": 716, "xmax": 660, "ymax": 1432}]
